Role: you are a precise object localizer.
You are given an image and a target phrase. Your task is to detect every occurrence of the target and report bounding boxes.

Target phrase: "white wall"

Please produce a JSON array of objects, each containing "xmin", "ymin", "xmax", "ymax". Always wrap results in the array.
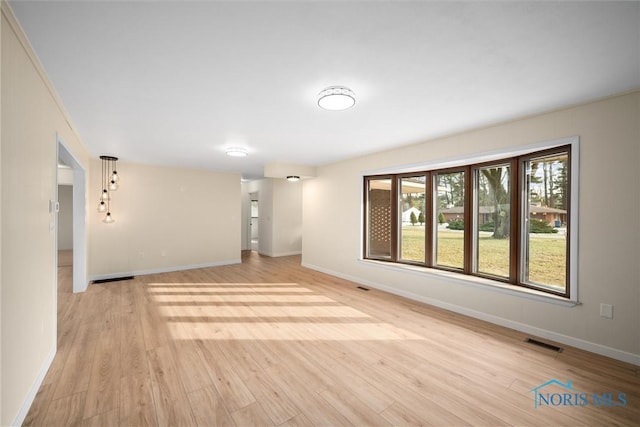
[
  {"xmin": 57, "ymin": 185, "xmax": 73, "ymax": 250},
  {"xmin": 242, "ymin": 178, "xmax": 302, "ymax": 257},
  {"xmin": 89, "ymin": 161, "xmax": 241, "ymax": 279},
  {"xmin": 272, "ymin": 178, "xmax": 302, "ymax": 256},
  {"xmin": 302, "ymin": 91, "xmax": 640, "ymax": 364},
  {"xmin": 240, "ymin": 184, "xmax": 251, "ymax": 250},
  {"xmin": 1, "ymin": 3, "xmax": 91, "ymax": 424}
]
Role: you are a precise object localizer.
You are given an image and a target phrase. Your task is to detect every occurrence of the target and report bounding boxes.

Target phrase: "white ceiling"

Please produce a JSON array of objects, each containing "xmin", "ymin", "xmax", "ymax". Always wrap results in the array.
[{"xmin": 10, "ymin": 1, "xmax": 640, "ymax": 180}]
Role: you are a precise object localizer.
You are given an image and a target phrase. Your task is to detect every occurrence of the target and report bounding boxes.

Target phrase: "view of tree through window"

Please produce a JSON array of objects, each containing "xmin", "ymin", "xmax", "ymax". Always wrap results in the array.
[
  {"xmin": 434, "ymin": 171, "xmax": 465, "ymax": 269},
  {"xmin": 475, "ymin": 164, "xmax": 511, "ymax": 278},
  {"xmin": 400, "ymin": 176, "xmax": 426, "ymax": 263},
  {"xmin": 523, "ymin": 153, "xmax": 569, "ymax": 290}
]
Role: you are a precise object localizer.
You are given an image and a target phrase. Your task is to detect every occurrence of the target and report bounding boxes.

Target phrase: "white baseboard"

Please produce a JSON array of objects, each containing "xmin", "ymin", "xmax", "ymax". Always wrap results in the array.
[
  {"xmin": 275, "ymin": 251, "xmax": 302, "ymax": 257},
  {"xmin": 90, "ymin": 259, "xmax": 242, "ymax": 282},
  {"xmin": 13, "ymin": 345, "xmax": 56, "ymax": 426},
  {"xmin": 260, "ymin": 251, "xmax": 302, "ymax": 258},
  {"xmin": 302, "ymin": 262, "xmax": 640, "ymax": 367}
]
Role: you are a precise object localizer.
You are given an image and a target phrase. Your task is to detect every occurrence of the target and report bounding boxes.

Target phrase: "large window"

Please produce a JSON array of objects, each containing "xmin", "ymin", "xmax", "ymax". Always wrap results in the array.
[{"xmin": 363, "ymin": 145, "xmax": 572, "ymax": 298}]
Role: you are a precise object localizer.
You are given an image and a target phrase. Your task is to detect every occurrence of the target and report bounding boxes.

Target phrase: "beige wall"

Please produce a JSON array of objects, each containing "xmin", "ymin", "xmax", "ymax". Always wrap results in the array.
[
  {"xmin": 89, "ymin": 161, "xmax": 241, "ymax": 278},
  {"xmin": 1, "ymin": 3, "xmax": 90, "ymax": 424},
  {"xmin": 1, "ymin": 9, "xmax": 4, "ymax": 423},
  {"xmin": 302, "ymin": 92, "xmax": 640, "ymax": 363}
]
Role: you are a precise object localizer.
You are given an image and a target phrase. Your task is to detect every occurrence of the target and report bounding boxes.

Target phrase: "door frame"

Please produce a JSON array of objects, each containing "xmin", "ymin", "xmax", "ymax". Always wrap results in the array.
[{"xmin": 57, "ymin": 135, "xmax": 88, "ymax": 292}]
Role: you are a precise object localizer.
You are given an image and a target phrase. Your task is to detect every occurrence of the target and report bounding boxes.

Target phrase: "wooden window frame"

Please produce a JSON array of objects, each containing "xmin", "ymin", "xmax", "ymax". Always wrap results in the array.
[
  {"xmin": 362, "ymin": 145, "xmax": 572, "ymax": 298},
  {"xmin": 431, "ymin": 167, "xmax": 469, "ymax": 273},
  {"xmin": 397, "ymin": 173, "xmax": 429, "ymax": 266},
  {"xmin": 517, "ymin": 146, "xmax": 571, "ymax": 298},
  {"xmin": 363, "ymin": 176, "xmax": 397, "ymax": 262},
  {"xmin": 470, "ymin": 159, "xmax": 517, "ymax": 284}
]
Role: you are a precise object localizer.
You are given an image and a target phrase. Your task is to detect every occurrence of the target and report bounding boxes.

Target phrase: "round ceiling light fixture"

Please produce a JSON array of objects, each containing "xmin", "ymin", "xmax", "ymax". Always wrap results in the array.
[
  {"xmin": 317, "ymin": 86, "xmax": 355, "ymax": 111},
  {"xmin": 286, "ymin": 175, "xmax": 300, "ymax": 182},
  {"xmin": 226, "ymin": 147, "xmax": 249, "ymax": 157}
]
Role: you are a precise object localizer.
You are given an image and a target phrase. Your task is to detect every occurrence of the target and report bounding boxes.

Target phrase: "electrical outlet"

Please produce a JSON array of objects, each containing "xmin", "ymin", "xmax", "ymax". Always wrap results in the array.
[{"xmin": 600, "ymin": 303, "xmax": 613, "ymax": 319}]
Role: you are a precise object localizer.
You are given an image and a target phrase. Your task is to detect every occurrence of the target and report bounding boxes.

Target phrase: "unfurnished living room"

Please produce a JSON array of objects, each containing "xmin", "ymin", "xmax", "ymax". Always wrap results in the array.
[{"xmin": 1, "ymin": 1, "xmax": 639, "ymax": 426}]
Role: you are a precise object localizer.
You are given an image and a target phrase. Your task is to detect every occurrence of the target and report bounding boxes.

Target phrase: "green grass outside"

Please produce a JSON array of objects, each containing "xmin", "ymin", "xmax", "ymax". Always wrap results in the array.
[{"xmin": 400, "ymin": 227, "xmax": 566, "ymax": 288}]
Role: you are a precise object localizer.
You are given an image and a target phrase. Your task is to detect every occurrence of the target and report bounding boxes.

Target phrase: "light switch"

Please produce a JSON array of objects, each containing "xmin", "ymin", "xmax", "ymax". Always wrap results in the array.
[{"xmin": 600, "ymin": 303, "xmax": 613, "ymax": 319}]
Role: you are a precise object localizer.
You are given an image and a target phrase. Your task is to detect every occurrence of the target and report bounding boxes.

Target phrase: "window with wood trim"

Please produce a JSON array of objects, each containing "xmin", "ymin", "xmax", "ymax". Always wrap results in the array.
[{"xmin": 363, "ymin": 145, "xmax": 572, "ymax": 298}]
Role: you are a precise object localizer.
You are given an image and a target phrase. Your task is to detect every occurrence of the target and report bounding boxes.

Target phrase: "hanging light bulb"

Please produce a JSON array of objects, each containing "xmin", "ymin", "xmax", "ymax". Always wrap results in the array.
[
  {"xmin": 100, "ymin": 189, "xmax": 110, "ymax": 201},
  {"xmin": 103, "ymin": 212, "xmax": 115, "ymax": 223},
  {"xmin": 110, "ymin": 170, "xmax": 119, "ymax": 184},
  {"xmin": 97, "ymin": 200, "xmax": 107, "ymax": 212},
  {"xmin": 109, "ymin": 180, "xmax": 119, "ymax": 191}
]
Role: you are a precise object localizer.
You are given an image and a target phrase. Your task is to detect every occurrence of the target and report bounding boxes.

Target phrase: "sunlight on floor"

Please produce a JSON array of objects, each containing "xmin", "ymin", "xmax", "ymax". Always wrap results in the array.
[{"xmin": 149, "ymin": 282, "xmax": 426, "ymax": 341}]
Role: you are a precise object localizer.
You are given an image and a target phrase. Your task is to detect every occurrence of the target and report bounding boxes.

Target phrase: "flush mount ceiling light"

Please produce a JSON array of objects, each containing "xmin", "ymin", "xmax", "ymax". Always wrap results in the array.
[
  {"xmin": 226, "ymin": 147, "xmax": 249, "ymax": 157},
  {"xmin": 317, "ymin": 86, "xmax": 355, "ymax": 111},
  {"xmin": 286, "ymin": 175, "xmax": 300, "ymax": 182}
]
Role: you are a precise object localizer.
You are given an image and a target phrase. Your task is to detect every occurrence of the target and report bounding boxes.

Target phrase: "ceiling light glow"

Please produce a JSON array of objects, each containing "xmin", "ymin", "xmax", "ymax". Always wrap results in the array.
[
  {"xmin": 317, "ymin": 86, "xmax": 355, "ymax": 111},
  {"xmin": 286, "ymin": 175, "xmax": 301, "ymax": 182},
  {"xmin": 226, "ymin": 147, "xmax": 248, "ymax": 157}
]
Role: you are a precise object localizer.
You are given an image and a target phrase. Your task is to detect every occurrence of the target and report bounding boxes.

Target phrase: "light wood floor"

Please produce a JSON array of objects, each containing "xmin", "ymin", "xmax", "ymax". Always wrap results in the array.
[
  {"xmin": 25, "ymin": 251, "xmax": 638, "ymax": 426},
  {"xmin": 58, "ymin": 249, "xmax": 73, "ymax": 267}
]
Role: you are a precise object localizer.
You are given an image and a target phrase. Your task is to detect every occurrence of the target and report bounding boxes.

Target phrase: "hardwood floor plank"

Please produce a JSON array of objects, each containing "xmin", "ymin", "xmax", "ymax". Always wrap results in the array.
[
  {"xmin": 278, "ymin": 413, "xmax": 315, "ymax": 427},
  {"xmin": 147, "ymin": 344, "xmax": 197, "ymax": 426},
  {"xmin": 243, "ymin": 371, "xmax": 301, "ymax": 425},
  {"xmin": 187, "ymin": 385, "xmax": 236, "ymax": 427},
  {"xmin": 52, "ymin": 321, "xmax": 101, "ymax": 399},
  {"xmin": 43, "ymin": 392, "xmax": 86, "ymax": 427},
  {"xmin": 380, "ymin": 401, "xmax": 431, "ymax": 427},
  {"xmin": 319, "ymin": 386, "xmax": 392, "ymax": 427},
  {"xmin": 261, "ymin": 363, "xmax": 354, "ymax": 427},
  {"xmin": 120, "ymin": 312, "xmax": 150, "ymax": 379},
  {"xmin": 81, "ymin": 408, "xmax": 119, "ymax": 426},
  {"xmin": 119, "ymin": 374, "xmax": 156, "ymax": 426},
  {"xmin": 170, "ymin": 340, "xmax": 212, "ymax": 393},
  {"xmin": 83, "ymin": 327, "xmax": 121, "ymax": 419},
  {"xmin": 136, "ymin": 280, "xmax": 171, "ymax": 351},
  {"xmin": 230, "ymin": 402, "xmax": 275, "ymax": 427},
  {"xmin": 196, "ymin": 339, "xmax": 257, "ymax": 411},
  {"xmin": 215, "ymin": 338, "xmax": 265, "ymax": 380},
  {"xmin": 287, "ymin": 339, "xmax": 395, "ymax": 414}
]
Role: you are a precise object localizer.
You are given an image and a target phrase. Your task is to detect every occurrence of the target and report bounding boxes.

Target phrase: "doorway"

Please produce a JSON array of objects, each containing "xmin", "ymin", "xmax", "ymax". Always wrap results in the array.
[
  {"xmin": 57, "ymin": 137, "xmax": 88, "ymax": 293},
  {"xmin": 250, "ymin": 193, "xmax": 259, "ymax": 251},
  {"xmin": 57, "ymin": 166, "xmax": 73, "ymax": 267}
]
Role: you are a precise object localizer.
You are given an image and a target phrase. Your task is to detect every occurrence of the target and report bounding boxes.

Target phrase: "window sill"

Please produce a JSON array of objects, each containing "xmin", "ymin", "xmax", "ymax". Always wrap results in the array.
[{"xmin": 358, "ymin": 259, "xmax": 580, "ymax": 307}]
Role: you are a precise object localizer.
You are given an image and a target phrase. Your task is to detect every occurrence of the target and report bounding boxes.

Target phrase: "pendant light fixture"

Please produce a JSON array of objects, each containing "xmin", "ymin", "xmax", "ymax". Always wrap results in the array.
[{"xmin": 97, "ymin": 155, "xmax": 119, "ymax": 223}]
